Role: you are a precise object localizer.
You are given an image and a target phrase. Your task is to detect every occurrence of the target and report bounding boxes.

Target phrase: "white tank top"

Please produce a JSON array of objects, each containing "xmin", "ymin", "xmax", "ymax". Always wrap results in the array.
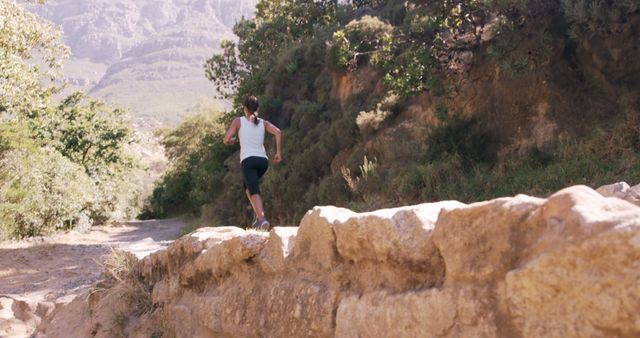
[{"xmin": 238, "ymin": 116, "xmax": 268, "ymax": 162}]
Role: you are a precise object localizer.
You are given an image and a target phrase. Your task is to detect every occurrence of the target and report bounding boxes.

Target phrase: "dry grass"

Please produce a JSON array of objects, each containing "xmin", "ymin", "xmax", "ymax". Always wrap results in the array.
[
  {"xmin": 102, "ymin": 248, "xmax": 140, "ymax": 283},
  {"xmin": 99, "ymin": 248, "xmax": 152, "ymax": 316}
]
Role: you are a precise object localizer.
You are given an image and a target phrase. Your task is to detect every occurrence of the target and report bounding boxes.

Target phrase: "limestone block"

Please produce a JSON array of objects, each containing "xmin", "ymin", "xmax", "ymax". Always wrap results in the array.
[
  {"xmin": 198, "ymin": 280, "xmax": 335, "ymax": 337},
  {"xmin": 597, "ymin": 181, "xmax": 640, "ymax": 206},
  {"xmin": 334, "ymin": 201, "xmax": 465, "ymax": 265},
  {"xmin": 292, "ymin": 206, "xmax": 354, "ymax": 271},
  {"xmin": 433, "ymin": 194, "xmax": 544, "ymax": 284},
  {"xmin": 530, "ymin": 185, "xmax": 640, "ymax": 257},
  {"xmin": 258, "ymin": 226, "xmax": 298, "ymax": 273},
  {"xmin": 506, "ymin": 225, "xmax": 640, "ymax": 337},
  {"xmin": 179, "ymin": 230, "xmax": 268, "ymax": 285},
  {"xmin": 335, "ymin": 287, "xmax": 497, "ymax": 338}
]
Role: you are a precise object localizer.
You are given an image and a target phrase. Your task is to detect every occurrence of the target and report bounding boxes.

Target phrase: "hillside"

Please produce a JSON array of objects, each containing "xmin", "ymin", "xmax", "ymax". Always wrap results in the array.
[
  {"xmin": 149, "ymin": 1, "xmax": 640, "ymax": 228},
  {"xmin": 31, "ymin": 0, "xmax": 256, "ymax": 124}
]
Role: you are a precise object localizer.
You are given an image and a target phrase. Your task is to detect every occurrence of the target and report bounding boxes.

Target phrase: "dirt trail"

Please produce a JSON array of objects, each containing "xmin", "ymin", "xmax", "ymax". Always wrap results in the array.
[{"xmin": 0, "ymin": 219, "xmax": 186, "ymax": 338}]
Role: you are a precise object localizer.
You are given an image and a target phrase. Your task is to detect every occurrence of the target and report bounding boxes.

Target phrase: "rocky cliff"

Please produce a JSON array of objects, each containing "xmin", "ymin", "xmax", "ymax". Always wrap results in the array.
[
  {"xmin": 30, "ymin": 0, "xmax": 256, "ymax": 123},
  {"xmin": 33, "ymin": 183, "xmax": 640, "ymax": 337}
]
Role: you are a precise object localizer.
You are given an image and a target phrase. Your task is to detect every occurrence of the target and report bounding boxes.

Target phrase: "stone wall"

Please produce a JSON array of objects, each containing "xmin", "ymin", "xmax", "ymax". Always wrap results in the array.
[{"xmin": 39, "ymin": 184, "xmax": 640, "ymax": 337}]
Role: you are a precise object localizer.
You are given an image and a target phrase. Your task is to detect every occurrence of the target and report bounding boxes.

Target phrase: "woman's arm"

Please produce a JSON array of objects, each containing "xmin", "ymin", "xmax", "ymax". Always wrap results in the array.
[
  {"xmin": 223, "ymin": 118, "xmax": 240, "ymax": 145},
  {"xmin": 265, "ymin": 121, "xmax": 282, "ymax": 163}
]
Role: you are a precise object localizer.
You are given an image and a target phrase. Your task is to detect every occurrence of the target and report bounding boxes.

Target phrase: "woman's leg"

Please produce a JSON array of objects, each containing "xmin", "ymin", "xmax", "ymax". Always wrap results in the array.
[
  {"xmin": 253, "ymin": 158, "xmax": 269, "ymax": 222},
  {"xmin": 249, "ymin": 193, "xmax": 265, "ymax": 220},
  {"xmin": 242, "ymin": 157, "xmax": 267, "ymax": 223},
  {"xmin": 245, "ymin": 188, "xmax": 258, "ymax": 218}
]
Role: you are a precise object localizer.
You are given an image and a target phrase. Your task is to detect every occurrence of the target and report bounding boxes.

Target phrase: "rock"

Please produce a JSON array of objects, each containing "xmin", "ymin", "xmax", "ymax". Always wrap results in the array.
[
  {"xmin": 433, "ymin": 194, "xmax": 544, "ymax": 284},
  {"xmin": 0, "ymin": 297, "xmax": 36, "ymax": 338},
  {"xmin": 333, "ymin": 201, "xmax": 464, "ymax": 291},
  {"xmin": 334, "ymin": 201, "xmax": 464, "ymax": 265},
  {"xmin": 530, "ymin": 185, "xmax": 640, "ymax": 258},
  {"xmin": 506, "ymin": 225, "xmax": 640, "ymax": 337},
  {"xmin": 257, "ymin": 227, "xmax": 298, "ymax": 273},
  {"xmin": 36, "ymin": 184, "xmax": 640, "ymax": 337},
  {"xmin": 336, "ymin": 287, "xmax": 498, "ymax": 338},
  {"xmin": 597, "ymin": 181, "xmax": 640, "ymax": 206},
  {"xmin": 291, "ymin": 206, "xmax": 350, "ymax": 272},
  {"xmin": 198, "ymin": 280, "xmax": 336, "ymax": 337},
  {"xmin": 179, "ymin": 229, "xmax": 268, "ymax": 286},
  {"xmin": 597, "ymin": 181, "xmax": 631, "ymax": 196}
]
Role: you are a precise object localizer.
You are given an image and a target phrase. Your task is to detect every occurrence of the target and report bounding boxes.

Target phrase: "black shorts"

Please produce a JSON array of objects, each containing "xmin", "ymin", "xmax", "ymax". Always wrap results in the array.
[{"xmin": 241, "ymin": 156, "xmax": 269, "ymax": 195}]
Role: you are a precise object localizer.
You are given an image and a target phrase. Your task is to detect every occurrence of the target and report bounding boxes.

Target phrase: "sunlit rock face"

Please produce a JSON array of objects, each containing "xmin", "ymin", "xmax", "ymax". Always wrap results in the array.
[{"xmin": 38, "ymin": 184, "xmax": 640, "ymax": 337}]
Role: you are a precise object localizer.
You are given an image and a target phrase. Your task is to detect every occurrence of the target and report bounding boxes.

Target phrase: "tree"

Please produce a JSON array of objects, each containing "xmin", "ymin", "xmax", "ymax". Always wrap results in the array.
[
  {"xmin": 146, "ymin": 107, "xmax": 234, "ymax": 217},
  {"xmin": 0, "ymin": 1, "xmax": 141, "ymax": 237},
  {"xmin": 0, "ymin": 145, "xmax": 95, "ymax": 238},
  {"xmin": 0, "ymin": 0, "xmax": 69, "ymax": 116},
  {"xmin": 40, "ymin": 91, "xmax": 133, "ymax": 176},
  {"xmin": 205, "ymin": 0, "xmax": 339, "ymax": 107}
]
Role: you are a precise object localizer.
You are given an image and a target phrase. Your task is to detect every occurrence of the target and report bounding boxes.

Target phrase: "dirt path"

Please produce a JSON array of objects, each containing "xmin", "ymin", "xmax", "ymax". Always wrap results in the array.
[{"xmin": 0, "ymin": 219, "xmax": 186, "ymax": 337}]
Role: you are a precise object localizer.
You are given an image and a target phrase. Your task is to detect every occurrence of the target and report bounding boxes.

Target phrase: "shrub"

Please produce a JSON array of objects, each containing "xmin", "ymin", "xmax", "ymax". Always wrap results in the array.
[
  {"xmin": 100, "ymin": 248, "xmax": 151, "ymax": 316},
  {"xmin": 91, "ymin": 172, "xmax": 144, "ymax": 224},
  {"xmin": 561, "ymin": 0, "xmax": 640, "ymax": 37},
  {"xmin": 144, "ymin": 108, "xmax": 233, "ymax": 218},
  {"xmin": 341, "ymin": 155, "xmax": 378, "ymax": 192},
  {"xmin": 330, "ymin": 15, "xmax": 394, "ymax": 70},
  {"xmin": 426, "ymin": 115, "xmax": 497, "ymax": 165},
  {"xmin": 382, "ymin": 45, "xmax": 443, "ymax": 97},
  {"xmin": 0, "ymin": 147, "xmax": 95, "ymax": 239},
  {"xmin": 356, "ymin": 93, "xmax": 398, "ymax": 136}
]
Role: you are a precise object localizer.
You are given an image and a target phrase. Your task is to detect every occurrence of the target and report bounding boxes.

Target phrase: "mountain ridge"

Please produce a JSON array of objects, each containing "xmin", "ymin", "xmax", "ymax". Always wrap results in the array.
[{"xmin": 30, "ymin": 0, "xmax": 256, "ymax": 124}]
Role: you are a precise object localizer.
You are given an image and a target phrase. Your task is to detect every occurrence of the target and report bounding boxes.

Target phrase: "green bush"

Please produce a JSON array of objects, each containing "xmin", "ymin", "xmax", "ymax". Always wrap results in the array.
[
  {"xmin": 0, "ymin": 2, "xmax": 142, "ymax": 238},
  {"xmin": 356, "ymin": 93, "xmax": 399, "ymax": 137},
  {"xmin": 426, "ymin": 115, "xmax": 497, "ymax": 165},
  {"xmin": 0, "ymin": 147, "xmax": 95, "ymax": 239},
  {"xmin": 144, "ymin": 108, "xmax": 233, "ymax": 218},
  {"xmin": 330, "ymin": 15, "xmax": 394, "ymax": 70},
  {"xmin": 561, "ymin": 0, "xmax": 640, "ymax": 37}
]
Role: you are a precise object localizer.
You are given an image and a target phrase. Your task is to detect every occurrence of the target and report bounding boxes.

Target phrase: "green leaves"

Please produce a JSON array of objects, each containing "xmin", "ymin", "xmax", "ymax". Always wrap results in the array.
[
  {"xmin": 561, "ymin": 0, "xmax": 640, "ymax": 37},
  {"xmin": 331, "ymin": 15, "xmax": 394, "ymax": 70},
  {"xmin": 205, "ymin": 40, "xmax": 246, "ymax": 99},
  {"xmin": 0, "ymin": 0, "xmax": 69, "ymax": 116},
  {"xmin": 0, "ymin": 2, "xmax": 140, "ymax": 238},
  {"xmin": 206, "ymin": 0, "xmax": 340, "ymax": 108},
  {"xmin": 26, "ymin": 91, "xmax": 134, "ymax": 176},
  {"xmin": 0, "ymin": 146, "xmax": 94, "ymax": 238},
  {"xmin": 146, "ymin": 107, "xmax": 233, "ymax": 217}
]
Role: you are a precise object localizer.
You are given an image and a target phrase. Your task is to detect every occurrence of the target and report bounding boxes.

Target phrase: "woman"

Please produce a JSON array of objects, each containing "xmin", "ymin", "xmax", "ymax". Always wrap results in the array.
[{"xmin": 223, "ymin": 96, "xmax": 282, "ymax": 231}]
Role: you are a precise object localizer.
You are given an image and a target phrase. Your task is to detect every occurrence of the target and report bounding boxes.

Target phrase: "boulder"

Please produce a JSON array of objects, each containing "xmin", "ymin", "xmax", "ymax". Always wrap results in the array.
[
  {"xmin": 433, "ymin": 194, "xmax": 544, "ymax": 284},
  {"xmin": 597, "ymin": 181, "xmax": 640, "ymax": 206},
  {"xmin": 506, "ymin": 225, "xmax": 640, "ymax": 337}
]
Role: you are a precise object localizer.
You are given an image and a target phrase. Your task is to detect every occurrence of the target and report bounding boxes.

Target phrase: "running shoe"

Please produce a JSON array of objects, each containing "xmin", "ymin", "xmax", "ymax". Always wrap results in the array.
[{"xmin": 258, "ymin": 219, "xmax": 271, "ymax": 232}]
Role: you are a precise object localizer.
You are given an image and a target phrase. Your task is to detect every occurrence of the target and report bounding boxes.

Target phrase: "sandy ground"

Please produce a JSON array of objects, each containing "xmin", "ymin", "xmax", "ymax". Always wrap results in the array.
[{"xmin": 0, "ymin": 219, "xmax": 186, "ymax": 338}]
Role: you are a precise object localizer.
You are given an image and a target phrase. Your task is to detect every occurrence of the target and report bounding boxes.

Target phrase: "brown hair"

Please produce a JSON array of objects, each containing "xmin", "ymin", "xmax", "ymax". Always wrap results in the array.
[{"xmin": 243, "ymin": 96, "xmax": 260, "ymax": 125}]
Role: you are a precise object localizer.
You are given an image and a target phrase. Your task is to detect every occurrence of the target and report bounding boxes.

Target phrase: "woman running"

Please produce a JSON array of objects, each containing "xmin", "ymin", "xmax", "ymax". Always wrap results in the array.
[{"xmin": 223, "ymin": 96, "xmax": 282, "ymax": 231}]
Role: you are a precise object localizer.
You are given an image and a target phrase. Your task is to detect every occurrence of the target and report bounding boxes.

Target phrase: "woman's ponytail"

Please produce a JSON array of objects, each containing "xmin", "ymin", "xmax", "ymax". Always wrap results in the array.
[{"xmin": 243, "ymin": 96, "xmax": 260, "ymax": 125}]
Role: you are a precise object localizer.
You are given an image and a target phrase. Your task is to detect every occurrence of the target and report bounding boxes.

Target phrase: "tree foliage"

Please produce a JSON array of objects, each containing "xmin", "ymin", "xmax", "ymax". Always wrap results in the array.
[
  {"xmin": 0, "ymin": 1, "xmax": 139, "ymax": 239},
  {"xmin": 0, "ymin": 143, "xmax": 94, "ymax": 238},
  {"xmin": 191, "ymin": 0, "xmax": 640, "ymax": 228},
  {"xmin": 0, "ymin": 0, "xmax": 69, "ymax": 116},
  {"xmin": 40, "ymin": 91, "xmax": 133, "ymax": 176},
  {"xmin": 561, "ymin": 0, "xmax": 640, "ymax": 37},
  {"xmin": 145, "ymin": 108, "xmax": 234, "ymax": 218}
]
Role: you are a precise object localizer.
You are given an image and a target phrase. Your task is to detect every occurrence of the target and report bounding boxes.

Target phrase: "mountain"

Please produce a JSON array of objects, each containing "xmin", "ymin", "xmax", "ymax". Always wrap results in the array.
[{"xmin": 31, "ymin": 0, "xmax": 256, "ymax": 124}]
